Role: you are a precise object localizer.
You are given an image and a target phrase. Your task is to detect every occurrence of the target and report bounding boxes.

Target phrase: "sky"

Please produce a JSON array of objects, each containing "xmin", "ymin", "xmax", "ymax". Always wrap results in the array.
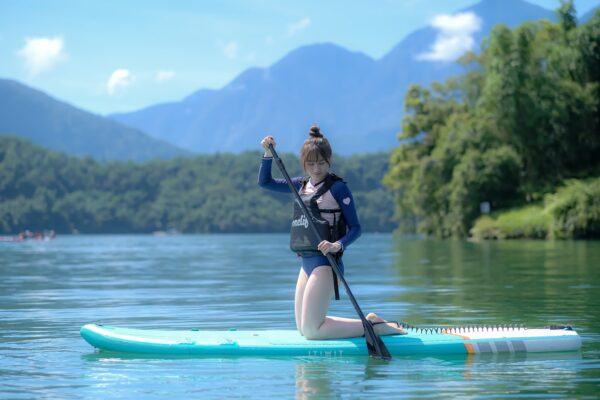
[{"xmin": 1, "ymin": 0, "xmax": 598, "ymax": 115}]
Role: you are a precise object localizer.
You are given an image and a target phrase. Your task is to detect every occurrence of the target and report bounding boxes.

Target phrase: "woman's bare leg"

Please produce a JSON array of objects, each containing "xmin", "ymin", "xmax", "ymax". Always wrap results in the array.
[
  {"xmin": 295, "ymin": 268, "xmax": 309, "ymax": 334},
  {"xmin": 300, "ymin": 266, "xmax": 364, "ymax": 339},
  {"xmin": 299, "ymin": 266, "xmax": 408, "ymax": 339}
]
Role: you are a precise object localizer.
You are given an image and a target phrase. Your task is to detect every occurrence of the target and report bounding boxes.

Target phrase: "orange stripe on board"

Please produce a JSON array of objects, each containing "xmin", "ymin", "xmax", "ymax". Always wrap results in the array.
[
  {"xmin": 445, "ymin": 332, "xmax": 471, "ymax": 340},
  {"xmin": 464, "ymin": 343, "xmax": 475, "ymax": 354},
  {"xmin": 443, "ymin": 331, "xmax": 475, "ymax": 354}
]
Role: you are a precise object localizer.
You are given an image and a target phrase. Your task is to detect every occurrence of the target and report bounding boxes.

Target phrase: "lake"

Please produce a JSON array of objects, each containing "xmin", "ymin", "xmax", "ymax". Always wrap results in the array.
[{"xmin": 1, "ymin": 234, "xmax": 599, "ymax": 398}]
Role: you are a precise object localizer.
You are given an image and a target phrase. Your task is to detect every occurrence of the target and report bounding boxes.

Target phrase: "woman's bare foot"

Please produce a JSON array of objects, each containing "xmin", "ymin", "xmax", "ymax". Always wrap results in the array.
[{"xmin": 366, "ymin": 313, "xmax": 408, "ymax": 336}]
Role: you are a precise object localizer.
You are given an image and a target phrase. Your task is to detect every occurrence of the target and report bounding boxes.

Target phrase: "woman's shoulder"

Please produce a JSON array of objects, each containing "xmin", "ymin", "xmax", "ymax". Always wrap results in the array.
[{"xmin": 329, "ymin": 178, "xmax": 351, "ymax": 197}]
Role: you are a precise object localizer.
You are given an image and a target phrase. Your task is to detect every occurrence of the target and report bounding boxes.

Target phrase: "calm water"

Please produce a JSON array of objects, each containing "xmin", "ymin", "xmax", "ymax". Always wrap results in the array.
[{"xmin": 1, "ymin": 234, "xmax": 599, "ymax": 399}]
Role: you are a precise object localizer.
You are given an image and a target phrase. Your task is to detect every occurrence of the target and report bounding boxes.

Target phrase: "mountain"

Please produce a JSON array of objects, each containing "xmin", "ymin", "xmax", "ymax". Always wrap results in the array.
[
  {"xmin": 111, "ymin": 44, "xmax": 376, "ymax": 153},
  {"xmin": 0, "ymin": 79, "xmax": 189, "ymax": 161},
  {"xmin": 351, "ymin": 0, "xmax": 556, "ymax": 151},
  {"xmin": 110, "ymin": 0, "xmax": 563, "ymax": 154},
  {"xmin": 582, "ymin": 5, "xmax": 600, "ymax": 22}
]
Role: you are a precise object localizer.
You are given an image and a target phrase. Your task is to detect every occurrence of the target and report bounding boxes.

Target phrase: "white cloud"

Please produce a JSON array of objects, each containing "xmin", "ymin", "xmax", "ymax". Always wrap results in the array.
[
  {"xmin": 288, "ymin": 18, "xmax": 311, "ymax": 36},
  {"xmin": 430, "ymin": 12, "xmax": 481, "ymax": 33},
  {"xmin": 223, "ymin": 41, "xmax": 239, "ymax": 59},
  {"xmin": 17, "ymin": 36, "xmax": 65, "ymax": 75},
  {"xmin": 417, "ymin": 12, "xmax": 482, "ymax": 62},
  {"xmin": 106, "ymin": 69, "xmax": 135, "ymax": 95},
  {"xmin": 156, "ymin": 70, "xmax": 175, "ymax": 82}
]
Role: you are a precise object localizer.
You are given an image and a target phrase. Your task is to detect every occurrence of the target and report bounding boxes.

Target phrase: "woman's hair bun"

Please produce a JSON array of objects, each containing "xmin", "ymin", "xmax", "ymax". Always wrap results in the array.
[{"xmin": 309, "ymin": 125, "xmax": 323, "ymax": 138}]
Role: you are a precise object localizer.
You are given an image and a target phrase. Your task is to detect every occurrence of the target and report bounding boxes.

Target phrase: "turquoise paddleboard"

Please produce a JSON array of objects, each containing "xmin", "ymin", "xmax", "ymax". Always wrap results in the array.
[{"xmin": 80, "ymin": 324, "xmax": 581, "ymax": 357}]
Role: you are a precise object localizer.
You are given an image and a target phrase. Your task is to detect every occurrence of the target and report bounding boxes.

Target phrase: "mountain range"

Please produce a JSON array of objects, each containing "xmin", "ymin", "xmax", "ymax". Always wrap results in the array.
[
  {"xmin": 0, "ymin": 79, "xmax": 189, "ymax": 161},
  {"xmin": 110, "ymin": 0, "xmax": 573, "ymax": 155},
  {"xmin": 1, "ymin": 0, "xmax": 598, "ymax": 159}
]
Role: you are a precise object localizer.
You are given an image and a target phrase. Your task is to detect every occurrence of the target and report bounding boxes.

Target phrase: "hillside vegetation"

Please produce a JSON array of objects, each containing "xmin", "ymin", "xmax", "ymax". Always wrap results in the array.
[
  {"xmin": 384, "ymin": 3, "xmax": 600, "ymax": 238},
  {"xmin": 0, "ymin": 136, "xmax": 393, "ymax": 234}
]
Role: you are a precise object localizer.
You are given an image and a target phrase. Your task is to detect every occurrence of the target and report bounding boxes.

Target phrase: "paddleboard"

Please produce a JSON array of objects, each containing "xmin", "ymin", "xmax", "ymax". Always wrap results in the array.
[{"xmin": 80, "ymin": 323, "xmax": 581, "ymax": 357}]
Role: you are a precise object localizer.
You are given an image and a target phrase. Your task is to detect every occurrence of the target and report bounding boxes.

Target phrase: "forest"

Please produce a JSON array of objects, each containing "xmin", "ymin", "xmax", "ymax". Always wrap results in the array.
[
  {"xmin": 0, "ymin": 136, "xmax": 394, "ymax": 234},
  {"xmin": 384, "ymin": 2, "xmax": 600, "ymax": 238}
]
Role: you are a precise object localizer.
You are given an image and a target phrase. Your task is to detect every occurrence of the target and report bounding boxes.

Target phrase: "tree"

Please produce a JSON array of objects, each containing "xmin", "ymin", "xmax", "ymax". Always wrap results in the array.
[{"xmin": 385, "ymin": 5, "xmax": 600, "ymax": 237}]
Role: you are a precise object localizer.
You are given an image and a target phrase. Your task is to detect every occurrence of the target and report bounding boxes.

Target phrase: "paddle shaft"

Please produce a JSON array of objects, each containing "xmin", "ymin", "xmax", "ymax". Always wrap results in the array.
[{"xmin": 267, "ymin": 144, "xmax": 391, "ymax": 360}]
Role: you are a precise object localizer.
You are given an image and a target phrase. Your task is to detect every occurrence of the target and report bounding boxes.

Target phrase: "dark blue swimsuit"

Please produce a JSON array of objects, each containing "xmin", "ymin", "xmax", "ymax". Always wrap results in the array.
[{"xmin": 258, "ymin": 157, "xmax": 362, "ymax": 276}]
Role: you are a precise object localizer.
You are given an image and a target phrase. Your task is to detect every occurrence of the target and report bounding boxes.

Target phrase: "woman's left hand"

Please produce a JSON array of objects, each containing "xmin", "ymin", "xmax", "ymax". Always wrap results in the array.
[{"xmin": 318, "ymin": 240, "xmax": 342, "ymax": 255}]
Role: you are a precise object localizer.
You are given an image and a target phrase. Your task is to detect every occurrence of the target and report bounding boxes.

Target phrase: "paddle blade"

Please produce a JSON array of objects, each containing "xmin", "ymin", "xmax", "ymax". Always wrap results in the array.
[{"xmin": 363, "ymin": 321, "xmax": 392, "ymax": 360}]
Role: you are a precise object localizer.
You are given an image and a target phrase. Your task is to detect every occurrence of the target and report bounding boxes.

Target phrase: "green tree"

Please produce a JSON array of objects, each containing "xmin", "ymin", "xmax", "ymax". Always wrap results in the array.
[
  {"xmin": 385, "ymin": 4, "xmax": 600, "ymax": 238},
  {"xmin": 0, "ymin": 136, "xmax": 396, "ymax": 234}
]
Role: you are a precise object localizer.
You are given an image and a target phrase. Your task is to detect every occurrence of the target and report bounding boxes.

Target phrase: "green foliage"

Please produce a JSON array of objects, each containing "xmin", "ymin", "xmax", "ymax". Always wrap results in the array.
[
  {"xmin": 471, "ymin": 177, "xmax": 600, "ymax": 240},
  {"xmin": 0, "ymin": 136, "xmax": 395, "ymax": 234},
  {"xmin": 546, "ymin": 178, "xmax": 600, "ymax": 238},
  {"xmin": 558, "ymin": 0, "xmax": 577, "ymax": 33},
  {"xmin": 470, "ymin": 206, "xmax": 551, "ymax": 240},
  {"xmin": 385, "ymin": 4, "xmax": 600, "ymax": 238},
  {"xmin": 448, "ymin": 146, "xmax": 522, "ymax": 237}
]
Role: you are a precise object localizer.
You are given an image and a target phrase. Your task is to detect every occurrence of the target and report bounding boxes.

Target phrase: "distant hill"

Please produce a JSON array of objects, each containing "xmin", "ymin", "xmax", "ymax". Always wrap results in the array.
[
  {"xmin": 110, "ymin": 0, "xmax": 561, "ymax": 154},
  {"xmin": 582, "ymin": 5, "xmax": 600, "ymax": 22},
  {"xmin": 0, "ymin": 79, "xmax": 189, "ymax": 161},
  {"xmin": 0, "ymin": 135, "xmax": 395, "ymax": 234},
  {"xmin": 111, "ymin": 44, "xmax": 376, "ymax": 154}
]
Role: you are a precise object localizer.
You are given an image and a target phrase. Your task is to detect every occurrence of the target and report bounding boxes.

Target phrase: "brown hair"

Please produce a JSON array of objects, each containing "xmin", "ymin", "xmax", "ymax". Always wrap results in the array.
[{"xmin": 300, "ymin": 125, "xmax": 332, "ymax": 169}]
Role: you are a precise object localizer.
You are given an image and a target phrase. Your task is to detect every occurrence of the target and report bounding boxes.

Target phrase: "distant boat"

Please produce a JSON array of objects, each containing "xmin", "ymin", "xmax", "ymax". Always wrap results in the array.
[
  {"xmin": 152, "ymin": 229, "xmax": 181, "ymax": 236},
  {"xmin": 0, "ymin": 235, "xmax": 24, "ymax": 242},
  {"xmin": 0, "ymin": 230, "xmax": 56, "ymax": 242}
]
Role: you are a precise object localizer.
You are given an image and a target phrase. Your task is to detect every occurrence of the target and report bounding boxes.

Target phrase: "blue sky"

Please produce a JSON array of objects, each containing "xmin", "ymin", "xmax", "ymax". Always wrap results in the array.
[{"xmin": 1, "ymin": 0, "xmax": 598, "ymax": 115}]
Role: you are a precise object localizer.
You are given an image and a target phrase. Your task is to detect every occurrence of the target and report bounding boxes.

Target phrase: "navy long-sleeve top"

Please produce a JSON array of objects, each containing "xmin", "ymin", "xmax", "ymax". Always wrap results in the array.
[{"xmin": 257, "ymin": 157, "xmax": 362, "ymax": 250}]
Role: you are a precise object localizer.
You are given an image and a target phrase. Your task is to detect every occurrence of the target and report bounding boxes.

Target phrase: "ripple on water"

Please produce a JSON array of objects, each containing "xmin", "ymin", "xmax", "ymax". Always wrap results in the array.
[{"xmin": 0, "ymin": 234, "xmax": 599, "ymax": 399}]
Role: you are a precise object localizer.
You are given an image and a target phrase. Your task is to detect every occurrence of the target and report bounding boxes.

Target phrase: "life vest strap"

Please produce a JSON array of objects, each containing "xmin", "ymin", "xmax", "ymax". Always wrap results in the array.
[{"xmin": 319, "ymin": 208, "xmax": 341, "ymax": 213}]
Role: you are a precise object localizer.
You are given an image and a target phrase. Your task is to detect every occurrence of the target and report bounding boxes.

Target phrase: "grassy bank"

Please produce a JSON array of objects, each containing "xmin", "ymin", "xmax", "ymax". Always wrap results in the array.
[{"xmin": 471, "ymin": 178, "xmax": 600, "ymax": 240}]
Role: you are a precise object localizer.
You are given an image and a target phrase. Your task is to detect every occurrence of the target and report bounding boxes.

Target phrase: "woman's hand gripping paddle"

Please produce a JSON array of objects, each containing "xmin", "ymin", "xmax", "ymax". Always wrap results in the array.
[{"xmin": 268, "ymin": 144, "xmax": 392, "ymax": 361}]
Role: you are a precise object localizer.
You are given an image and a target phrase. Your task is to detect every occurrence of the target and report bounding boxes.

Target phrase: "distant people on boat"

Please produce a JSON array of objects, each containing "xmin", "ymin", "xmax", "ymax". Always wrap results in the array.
[{"xmin": 0, "ymin": 229, "xmax": 56, "ymax": 242}]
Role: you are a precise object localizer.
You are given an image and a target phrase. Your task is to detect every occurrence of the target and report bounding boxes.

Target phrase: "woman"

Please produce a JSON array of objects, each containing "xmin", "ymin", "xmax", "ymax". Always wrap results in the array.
[{"xmin": 258, "ymin": 125, "xmax": 406, "ymax": 340}]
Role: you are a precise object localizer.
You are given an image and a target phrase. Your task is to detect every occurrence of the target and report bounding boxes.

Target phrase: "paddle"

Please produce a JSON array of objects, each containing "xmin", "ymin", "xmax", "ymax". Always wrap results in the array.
[{"xmin": 268, "ymin": 144, "xmax": 392, "ymax": 360}]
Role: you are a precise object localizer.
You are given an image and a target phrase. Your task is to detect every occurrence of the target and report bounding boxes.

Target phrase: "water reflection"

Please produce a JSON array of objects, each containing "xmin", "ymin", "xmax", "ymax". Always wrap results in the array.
[
  {"xmin": 390, "ymin": 239, "xmax": 600, "ymax": 329},
  {"xmin": 293, "ymin": 351, "xmax": 584, "ymax": 398},
  {"xmin": 79, "ymin": 350, "xmax": 584, "ymax": 399},
  {"xmin": 2, "ymin": 234, "xmax": 599, "ymax": 398},
  {"xmin": 295, "ymin": 361, "xmax": 340, "ymax": 399}
]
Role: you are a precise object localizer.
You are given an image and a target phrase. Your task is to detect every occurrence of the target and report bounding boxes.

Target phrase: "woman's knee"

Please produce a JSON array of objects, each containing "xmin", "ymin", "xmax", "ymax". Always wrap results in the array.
[{"xmin": 301, "ymin": 320, "xmax": 323, "ymax": 340}]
